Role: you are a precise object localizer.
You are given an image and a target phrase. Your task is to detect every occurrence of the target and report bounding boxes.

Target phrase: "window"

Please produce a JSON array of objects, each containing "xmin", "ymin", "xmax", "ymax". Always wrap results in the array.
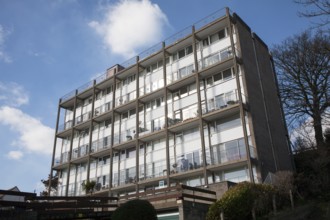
[
  {"xmin": 113, "ymin": 152, "xmax": 119, "ymax": 162},
  {"xmin": 146, "ymin": 97, "xmax": 163, "ymax": 110},
  {"xmin": 151, "ymin": 63, "xmax": 157, "ymax": 72},
  {"xmin": 215, "ymin": 94, "xmax": 226, "ymax": 108},
  {"xmin": 122, "ymin": 112, "xmax": 128, "ymax": 120},
  {"xmin": 105, "ymin": 119, "xmax": 111, "ymax": 128},
  {"xmin": 129, "ymin": 108, "xmax": 136, "ymax": 116},
  {"xmin": 210, "ymin": 32, "xmax": 219, "ymax": 43},
  {"xmin": 146, "ymin": 60, "xmax": 164, "ymax": 73},
  {"xmin": 96, "ymin": 91, "xmax": 102, "ymax": 100},
  {"xmin": 206, "ymin": 68, "xmax": 234, "ymax": 87},
  {"xmin": 186, "ymin": 45, "xmax": 193, "ymax": 55},
  {"xmin": 106, "ymin": 85, "xmax": 113, "ymax": 94},
  {"xmin": 173, "ymin": 53, "xmax": 178, "ymax": 61},
  {"xmin": 116, "ymin": 82, "xmax": 121, "ymax": 90},
  {"xmin": 203, "ymin": 38, "xmax": 209, "ymax": 46},
  {"xmin": 205, "ymin": 28, "xmax": 227, "ymax": 45},
  {"xmin": 173, "ymin": 45, "xmax": 193, "ymax": 61},
  {"xmin": 214, "ymin": 72, "xmax": 222, "ymax": 82},
  {"xmin": 218, "ymin": 29, "xmax": 226, "ymax": 39},
  {"xmin": 207, "ymin": 77, "xmax": 213, "ymax": 86},
  {"xmin": 178, "ymin": 49, "xmax": 185, "ymax": 59},
  {"xmin": 126, "ymin": 148, "xmax": 136, "ymax": 158},
  {"xmin": 223, "ymin": 69, "xmax": 232, "ymax": 80},
  {"xmin": 156, "ymin": 98, "xmax": 161, "ymax": 107}
]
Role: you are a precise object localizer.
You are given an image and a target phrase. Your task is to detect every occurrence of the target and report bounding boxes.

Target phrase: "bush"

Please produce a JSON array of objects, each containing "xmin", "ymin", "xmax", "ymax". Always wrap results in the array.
[
  {"xmin": 206, "ymin": 182, "xmax": 275, "ymax": 220},
  {"xmin": 111, "ymin": 199, "xmax": 157, "ymax": 220}
]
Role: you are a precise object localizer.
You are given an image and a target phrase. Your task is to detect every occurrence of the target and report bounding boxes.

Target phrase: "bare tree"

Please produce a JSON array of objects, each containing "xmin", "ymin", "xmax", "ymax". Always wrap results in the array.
[
  {"xmin": 294, "ymin": 0, "xmax": 330, "ymax": 28},
  {"xmin": 272, "ymin": 31, "xmax": 330, "ymax": 147}
]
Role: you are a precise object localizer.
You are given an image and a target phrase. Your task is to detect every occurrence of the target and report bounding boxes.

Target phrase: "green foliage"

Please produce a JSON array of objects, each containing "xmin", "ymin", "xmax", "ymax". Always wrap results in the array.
[
  {"xmin": 81, "ymin": 180, "xmax": 96, "ymax": 195},
  {"xmin": 112, "ymin": 199, "xmax": 157, "ymax": 220},
  {"xmin": 207, "ymin": 201, "xmax": 222, "ymax": 220},
  {"xmin": 206, "ymin": 182, "xmax": 275, "ymax": 220}
]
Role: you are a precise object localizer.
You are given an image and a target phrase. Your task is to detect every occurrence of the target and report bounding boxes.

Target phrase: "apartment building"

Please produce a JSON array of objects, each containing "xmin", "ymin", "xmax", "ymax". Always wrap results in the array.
[{"xmin": 49, "ymin": 7, "xmax": 293, "ymax": 205}]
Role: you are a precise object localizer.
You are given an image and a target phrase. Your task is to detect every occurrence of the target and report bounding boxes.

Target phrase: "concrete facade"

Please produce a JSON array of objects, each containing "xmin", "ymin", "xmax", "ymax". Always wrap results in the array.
[{"xmin": 49, "ymin": 7, "xmax": 293, "ymax": 219}]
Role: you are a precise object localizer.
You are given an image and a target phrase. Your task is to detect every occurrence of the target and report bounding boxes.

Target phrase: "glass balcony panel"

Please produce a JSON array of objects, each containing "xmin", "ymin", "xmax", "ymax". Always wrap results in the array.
[{"xmin": 211, "ymin": 138, "xmax": 247, "ymax": 165}]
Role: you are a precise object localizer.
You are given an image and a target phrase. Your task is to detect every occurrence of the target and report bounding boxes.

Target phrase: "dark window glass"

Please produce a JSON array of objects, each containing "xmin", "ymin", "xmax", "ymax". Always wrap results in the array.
[
  {"xmin": 207, "ymin": 77, "xmax": 213, "ymax": 86},
  {"xmin": 129, "ymin": 108, "xmax": 136, "ymax": 116},
  {"xmin": 186, "ymin": 45, "xmax": 193, "ymax": 55},
  {"xmin": 203, "ymin": 38, "xmax": 209, "ymax": 46},
  {"xmin": 218, "ymin": 29, "xmax": 226, "ymax": 39},
  {"xmin": 178, "ymin": 49, "xmax": 185, "ymax": 59},
  {"xmin": 210, "ymin": 33, "xmax": 219, "ymax": 43},
  {"xmin": 214, "ymin": 73, "xmax": 222, "ymax": 82},
  {"xmin": 151, "ymin": 63, "xmax": 157, "ymax": 72},
  {"xmin": 158, "ymin": 60, "xmax": 163, "ymax": 68},
  {"xmin": 122, "ymin": 112, "xmax": 128, "ymax": 119},
  {"xmin": 223, "ymin": 69, "xmax": 232, "ymax": 80}
]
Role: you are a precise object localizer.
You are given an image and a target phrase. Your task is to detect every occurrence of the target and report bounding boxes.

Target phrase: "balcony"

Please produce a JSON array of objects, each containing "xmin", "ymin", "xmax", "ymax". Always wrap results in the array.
[
  {"xmin": 205, "ymin": 90, "xmax": 239, "ymax": 114},
  {"xmin": 139, "ymin": 160, "xmax": 167, "ymax": 182},
  {"xmin": 199, "ymin": 46, "xmax": 233, "ymax": 70},
  {"xmin": 71, "ymin": 144, "xmax": 89, "ymax": 163},
  {"xmin": 209, "ymin": 139, "xmax": 247, "ymax": 167},
  {"xmin": 115, "ymin": 91, "xmax": 136, "ymax": 107},
  {"xmin": 170, "ymin": 149, "xmax": 202, "ymax": 175},
  {"xmin": 75, "ymin": 112, "xmax": 92, "ymax": 126},
  {"xmin": 58, "ymin": 120, "xmax": 73, "ymax": 133},
  {"xmin": 94, "ymin": 102, "xmax": 112, "ymax": 117},
  {"xmin": 90, "ymin": 136, "xmax": 111, "ymax": 156},
  {"xmin": 167, "ymin": 64, "xmax": 195, "ymax": 85}
]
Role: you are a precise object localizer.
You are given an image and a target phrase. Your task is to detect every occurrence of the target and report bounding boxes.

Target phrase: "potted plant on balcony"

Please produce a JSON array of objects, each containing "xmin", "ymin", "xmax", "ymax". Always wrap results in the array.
[
  {"xmin": 81, "ymin": 180, "xmax": 96, "ymax": 195},
  {"xmin": 227, "ymin": 100, "xmax": 236, "ymax": 105}
]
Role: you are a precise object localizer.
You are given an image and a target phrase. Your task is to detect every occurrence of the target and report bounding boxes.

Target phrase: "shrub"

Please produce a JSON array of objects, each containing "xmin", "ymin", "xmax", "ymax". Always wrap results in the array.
[
  {"xmin": 111, "ymin": 199, "xmax": 157, "ymax": 220},
  {"xmin": 206, "ymin": 182, "xmax": 275, "ymax": 220}
]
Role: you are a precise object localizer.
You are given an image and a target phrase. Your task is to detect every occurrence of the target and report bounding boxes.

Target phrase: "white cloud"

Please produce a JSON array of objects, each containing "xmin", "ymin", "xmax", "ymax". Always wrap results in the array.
[
  {"xmin": 0, "ymin": 24, "xmax": 12, "ymax": 63},
  {"xmin": 0, "ymin": 82, "xmax": 29, "ymax": 107},
  {"xmin": 0, "ymin": 106, "xmax": 54, "ymax": 155},
  {"xmin": 6, "ymin": 150, "xmax": 23, "ymax": 160},
  {"xmin": 89, "ymin": 0, "xmax": 168, "ymax": 58}
]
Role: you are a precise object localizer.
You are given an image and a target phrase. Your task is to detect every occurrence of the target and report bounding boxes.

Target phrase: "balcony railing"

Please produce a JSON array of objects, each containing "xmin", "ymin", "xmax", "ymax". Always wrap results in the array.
[
  {"xmin": 94, "ymin": 102, "xmax": 112, "ymax": 116},
  {"xmin": 58, "ymin": 120, "xmax": 73, "ymax": 133},
  {"xmin": 77, "ymin": 80, "xmax": 94, "ymax": 94},
  {"xmin": 90, "ymin": 135, "xmax": 111, "ymax": 153},
  {"xmin": 75, "ymin": 112, "xmax": 92, "ymax": 125},
  {"xmin": 204, "ymin": 90, "xmax": 239, "ymax": 114},
  {"xmin": 61, "ymin": 90, "xmax": 76, "ymax": 103},
  {"xmin": 198, "ymin": 46, "xmax": 233, "ymax": 70},
  {"xmin": 168, "ymin": 105, "xmax": 199, "ymax": 127},
  {"xmin": 210, "ymin": 141, "xmax": 247, "ymax": 165},
  {"xmin": 139, "ymin": 160, "xmax": 167, "ymax": 181},
  {"xmin": 59, "ymin": 8, "xmax": 230, "ymax": 105},
  {"xmin": 194, "ymin": 8, "xmax": 226, "ymax": 31},
  {"xmin": 71, "ymin": 144, "xmax": 89, "ymax": 160},
  {"xmin": 139, "ymin": 42, "xmax": 163, "ymax": 61},
  {"xmin": 167, "ymin": 63, "xmax": 195, "ymax": 84},
  {"xmin": 139, "ymin": 78, "xmax": 164, "ymax": 96},
  {"xmin": 121, "ymin": 56, "xmax": 137, "ymax": 69},
  {"xmin": 164, "ymin": 26, "xmax": 192, "ymax": 46},
  {"xmin": 115, "ymin": 91, "xmax": 136, "ymax": 107},
  {"xmin": 55, "ymin": 152, "xmax": 70, "ymax": 165},
  {"xmin": 170, "ymin": 149, "xmax": 202, "ymax": 174}
]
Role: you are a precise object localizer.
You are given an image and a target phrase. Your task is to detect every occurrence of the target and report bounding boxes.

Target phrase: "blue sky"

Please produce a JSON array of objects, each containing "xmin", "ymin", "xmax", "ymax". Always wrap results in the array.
[{"xmin": 0, "ymin": 0, "xmax": 313, "ymax": 193}]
